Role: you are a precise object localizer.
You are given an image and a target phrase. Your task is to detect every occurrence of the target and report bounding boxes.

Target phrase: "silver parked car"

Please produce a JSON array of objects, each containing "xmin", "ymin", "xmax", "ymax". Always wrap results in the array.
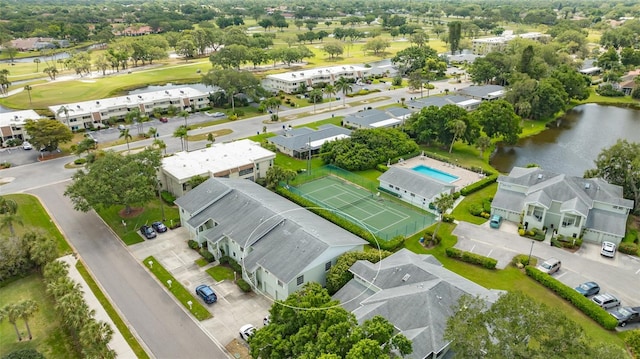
[
  {"xmin": 592, "ymin": 293, "xmax": 621, "ymax": 309},
  {"xmin": 536, "ymin": 258, "xmax": 561, "ymax": 274}
]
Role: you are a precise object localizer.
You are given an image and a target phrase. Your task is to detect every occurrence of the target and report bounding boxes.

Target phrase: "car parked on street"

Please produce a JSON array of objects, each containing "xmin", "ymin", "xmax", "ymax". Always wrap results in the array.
[
  {"xmin": 22, "ymin": 141, "xmax": 33, "ymax": 150},
  {"xmin": 195, "ymin": 284, "xmax": 217, "ymax": 304},
  {"xmin": 609, "ymin": 306, "xmax": 640, "ymax": 327},
  {"xmin": 140, "ymin": 225, "xmax": 157, "ymax": 239},
  {"xmin": 601, "ymin": 241, "xmax": 617, "ymax": 258},
  {"xmin": 239, "ymin": 324, "xmax": 256, "ymax": 341},
  {"xmin": 592, "ymin": 293, "xmax": 621, "ymax": 309},
  {"xmin": 151, "ymin": 221, "xmax": 168, "ymax": 233},
  {"xmin": 536, "ymin": 258, "xmax": 561, "ymax": 274},
  {"xmin": 574, "ymin": 281, "xmax": 600, "ymax": 297},
  {"xmin": 159, "ymin": 117, "xmax": 169, "ymax": 123},
  {"xmin": 489, "ymin": 214, "xmax": 502, "ymax": 229}
]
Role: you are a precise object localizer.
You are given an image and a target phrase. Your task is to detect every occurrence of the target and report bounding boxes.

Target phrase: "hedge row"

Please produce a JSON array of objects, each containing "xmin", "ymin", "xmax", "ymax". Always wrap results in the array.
[
  {"xmin": 525, "ymin": 266, "xmax": 618, "ymax": 330},
  {"xmin": 459, "ymin": 174, "xmax": 498, "ymax": 196},
  {"xmin": 445, "ymin": 247, "xmax": 498, "ymax": 269},
  {"xmin": 276, "ymin": 187, "xmax": 404, "ymax": 251},
  {"xmin": 619, "ymin": 242, "xmax": 639, "ymax": 255}
]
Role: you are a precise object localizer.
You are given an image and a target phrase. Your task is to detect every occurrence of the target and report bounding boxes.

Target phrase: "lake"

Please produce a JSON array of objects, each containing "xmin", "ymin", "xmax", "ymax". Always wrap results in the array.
[{"xmin": 490, "ymin": 104, "xmax": 640, "ymax": 177}]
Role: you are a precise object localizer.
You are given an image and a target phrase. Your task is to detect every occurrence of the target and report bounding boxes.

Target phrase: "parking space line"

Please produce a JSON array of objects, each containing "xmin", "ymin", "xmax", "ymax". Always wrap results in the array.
[
  {"xmin": 556, "ymin": 272, "xmax": 567, "ymax": 279},
  {"xmin": 172, "ymin": 251, "xmax": 185, "ymax": 264},
  {"xmin": 487, "ymin": 249, "xmax": 494, "ymax": 257},
  {"xmin": 635, "ymin": 268, "xmax": 640, "ymax": 275},
  {"xmin": 470, "ymin": 245, "xmax": 476, "ymax": 252}
]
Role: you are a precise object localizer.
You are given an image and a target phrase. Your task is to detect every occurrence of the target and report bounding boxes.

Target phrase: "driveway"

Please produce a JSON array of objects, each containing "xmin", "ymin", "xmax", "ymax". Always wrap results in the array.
[
  {"xmin": 453, "ymin": 221, "xmax": 640, "ymax": 308},
  {"xmin": 29, "ymin": 182, "xmax": 229, "ymax": 359},
  {"xmin": 129, "ymin": 228, "xmax": 273, "ymax": 347}
]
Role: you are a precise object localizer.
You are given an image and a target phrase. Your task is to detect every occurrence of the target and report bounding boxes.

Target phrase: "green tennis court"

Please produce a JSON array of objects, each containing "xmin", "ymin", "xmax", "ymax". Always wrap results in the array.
[{"xmin": 291, "ymin": 176, "xmax": 435, "ymax": 240}]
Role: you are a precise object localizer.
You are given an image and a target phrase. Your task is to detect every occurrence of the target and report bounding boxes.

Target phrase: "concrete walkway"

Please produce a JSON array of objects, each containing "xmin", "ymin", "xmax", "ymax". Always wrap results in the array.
[{"xmin": 59, "ymin": 255, "xmax": 138, "ymax": 359}]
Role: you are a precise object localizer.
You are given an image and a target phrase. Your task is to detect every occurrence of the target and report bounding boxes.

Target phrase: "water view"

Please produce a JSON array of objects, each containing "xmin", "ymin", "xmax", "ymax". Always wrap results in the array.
[{"xmin": 491, "ymin": 104, "xmax": 640, "ymax": 176}]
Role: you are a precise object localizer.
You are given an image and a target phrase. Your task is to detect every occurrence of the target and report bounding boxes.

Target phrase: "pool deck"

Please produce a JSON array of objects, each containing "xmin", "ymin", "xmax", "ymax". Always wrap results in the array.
[{"xmin": 393, "ymin": 155, "xmax": 486, "ymax": 191}]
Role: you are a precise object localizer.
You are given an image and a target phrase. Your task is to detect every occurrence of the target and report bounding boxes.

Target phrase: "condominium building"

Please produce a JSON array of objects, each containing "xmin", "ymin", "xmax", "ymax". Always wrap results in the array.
[
  {"xmin": 471, "ymin": 32, "xmax": 549, "ymax": 55},
  {"xmin": 0, "ymin": 110, "xmax": 42, "ymax": 145},
  {"xmin": 262, "ymin": 65, "xmax": 370, "ymax": 94}
]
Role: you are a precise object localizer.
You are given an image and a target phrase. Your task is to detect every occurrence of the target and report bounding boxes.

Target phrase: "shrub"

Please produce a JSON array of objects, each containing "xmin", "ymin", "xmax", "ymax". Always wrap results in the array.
[
  {"xmin": 468, "ymin": 203, "xmax": 483, "ymax": 216},
  {"xmin": 452, "ymin": 192, "xmax": 461, "ymax": 200},
  {"xmin": 376, "ymin": 164, "xmax": 389, "ymax": 172},
  {"xmin": 442, "ymin": 214, "xmax": 455, "ymax": 223},
  {"xmin": 552, "ymin": 235, "xmax": 583, "ymax": 249},
  {"xmin": 518, "ymin": 229, "xmax": 525, "ymax": 236},
  {"xmin": 423, "ymin": 230, "xmax": 442, "ymax": 246},
  {"xmin": 236, "ymin": 278, "xmax": 252, "ymax": 292},
  {"xmin": 200, "ymin": 249, "xmax": 215, "ymax": 263},
  {"xmin": 445, "ymin": 247, "xmax": 497, "ymax": 269},
  {"xmin": 526, "ymin": 266, "xmax": 618, "ymax": 330},
  {"xmin": 221, "ymin": 256, "xmax": 243, "ymax": 273},
  {"xmin": 188, "ymin": 240, "xmax": 200, "ymax": 249},
  {"xmin": 619, "ymin": 242, "xmax": 639, "ymax": 255},
  {"xmin": 512, "ymin": 254, "xmax": 537, "ymax": 267},
  {"xmin": 623, "ymin": 330, "xmax": 640, "ymax": 358},
  {"xmin": 326, "ymin": 250, "xmax": 393, "ymax": 294},
  {"xmin": 74, "ymin": 158, "xmax": 87, "ymax": 165},
  {"xmin": 161, "ymin": 190, "xmax": 176, "ymax": 205},
  {"xmin": 482, "ymin": 199, "xmax": 492, "ymax": 213},
  {"xmin": 460, "ymin": 174, "xmax": 498, "ymax": 196}
]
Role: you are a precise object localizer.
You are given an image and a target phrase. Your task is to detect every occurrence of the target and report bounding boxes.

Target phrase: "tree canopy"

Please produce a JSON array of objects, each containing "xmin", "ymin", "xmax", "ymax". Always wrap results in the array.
[
  {"xmin": 405, "ymin": 104, "xmax": 480, "ymax": 149},
  {"xmin": 24, "ymin": 119, "xmax": 73, "ymax": 153},
  {"xmin": 249, "ymin": 283, "xmax": 412, "ymax": 359},
  {"xmin": 471, "ymin": 100, "xmax": 522, "ymax": 145},
  {"xmin": 584, "ymin": 139, "xmax": 640, "ymax": 213},
  {"xmin": 321, "ymin": 128, "xmax": 418, "ymax": 171},
  {"xmin": 64, "ymin": 148, "xmax": 162, "ymax": 214},
  {"xmin": 445, "ymin": 291, "xmax": 626, "ymax": 358}
]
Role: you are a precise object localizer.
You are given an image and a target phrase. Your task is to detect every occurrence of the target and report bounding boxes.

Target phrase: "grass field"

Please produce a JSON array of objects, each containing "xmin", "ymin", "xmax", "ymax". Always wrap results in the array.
[
  {"xmin": 143, "ymin": 256, "xmax": 212, "ymax": 321},
  {"xmin": 206, "ymin": 265, "xmax": 235, "ymax": 282},
  {"xmin": 292, "ymin": 176, "xmax": 434, "ymax": 239},
  {"xmin": 0, "ymin": 275, "xmax": 79, "ymax": 359},
  {"xmin": 451, "ymin": 183, "xmax": 497, "ymax": 224}
]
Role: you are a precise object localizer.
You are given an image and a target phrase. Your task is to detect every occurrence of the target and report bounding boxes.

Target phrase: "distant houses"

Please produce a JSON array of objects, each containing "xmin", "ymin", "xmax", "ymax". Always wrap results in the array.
[
  {"xmin": 342, "ymin": 108, "xmax": 413, "ymax": 129},
  {"xmin": 268, "ymin": 124, "xmax": 351, "ymax": 158},
  {"xmin": 9, "ymin": 37, "xmax": 70, "ymax": 51},
  {"xmin": 407, "ymin": 85, "xmax": 504, "ymax": 111},
  {"xmin": 471, "ymin": 32, "xmax": 550, "ymax": 55}
]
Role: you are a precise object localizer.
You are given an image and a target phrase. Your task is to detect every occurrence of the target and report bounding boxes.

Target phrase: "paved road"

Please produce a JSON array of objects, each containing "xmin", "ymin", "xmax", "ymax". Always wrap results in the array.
[
  {"xmin": 29, "ymin": 182, "xmax": 228, "ymax": 359},
  {"xmin": 453, "ymin": 221, "xmax": 640, "ymax": 307}
]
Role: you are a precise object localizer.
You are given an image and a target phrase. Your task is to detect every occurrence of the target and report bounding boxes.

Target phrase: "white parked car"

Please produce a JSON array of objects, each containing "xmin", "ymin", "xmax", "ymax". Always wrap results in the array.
[
  {"xmin": 239, "ymin": 324, "xmax": 256, "ymax": 341},
  {"xmin": 22, "ymin": 141, "xmax": 33, "ymax": 150},
  {"xmin": 600, "ymin": 241, "xmax": 616, "ymax": 258}
]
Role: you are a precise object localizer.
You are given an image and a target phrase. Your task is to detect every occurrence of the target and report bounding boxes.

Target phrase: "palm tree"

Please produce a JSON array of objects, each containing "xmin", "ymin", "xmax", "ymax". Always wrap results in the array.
[
  {"xmin": 125, "ymin": 108, "xmax": 142, "ymax": 135},
  {"xmin": 43, "ymin": 260, "xmax": 70, "ymax": 284},
  {"xmin": 431, "ymin": 193, "xmax": 455, "ymax": 245},
  {"xmin": 0, "ymin": 69, "xmax": 10, "ymax": 95},
  {"xmin": 18, "ymin": 300, "xmax": 38, "ymax": 340},
  {"xmin": 448, "ymin": 119, "xmax": 467, "ymax": 153},
  {"xmin": 56, "ymin": 105, "xmax": 74, "ymax": 127},
  {"xmin": 0, "ymin": 196, "xmax": 21, "ymax": 238},
  {"xmin": 476, "ymin": 135, "xmax": 492, "ymax": 158},
  {"xmin": 0, "ymin": 304, "xmax": 23, "ymax": 341},
  {"xmin": 148, "ymin": 127, "xmax": 157, "ymax": 139},
  {"xmin": 173, "ymin": 125, "xmax": 188, "ymax": 151},
  {"xmin": 119, "ymin": 128, "xmax": 132, "ymax": 152},
  {"xmin": 153, "ymin": 138, "xmax": 167, "ymax": 156},
  {"xmin": 24, "ymin": 85, "xmax": 33, "ymax": 106},
  {"xmin": 325, "ymin": 84, "xmax": 336, "ymax": 110},
  {"xmin": 178, "ymin": 110, "xmax": 190, "ymax": 128},
  {"xmin": 33, "ymin": 58, "xmax": 41, "ymax": 72},
  {"xmin": 80, "ymin": 319, "xmax": 115, "ymax": 359},
  {"xmin": 335, "ymin": 77, "xmax": 352, "ymax": 107}
]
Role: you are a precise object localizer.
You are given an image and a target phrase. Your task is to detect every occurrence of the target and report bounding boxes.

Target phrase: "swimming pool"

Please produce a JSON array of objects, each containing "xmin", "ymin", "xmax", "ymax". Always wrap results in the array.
[{"xmin": 412, "ymin": 165, "xmax": 459, "ymax": 183}]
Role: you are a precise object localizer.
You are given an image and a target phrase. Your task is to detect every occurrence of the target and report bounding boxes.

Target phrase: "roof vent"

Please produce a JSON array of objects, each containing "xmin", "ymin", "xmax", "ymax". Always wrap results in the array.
[
  {"xmin": 126, "ymin": 97, "xmax": 130, "ymax": 100},
  {"xmin": 537, "ymin": 174, "xmax": 543, "ymax": 179},
  {"xmin": 138, "ymin": 95, "xmax": 142, "ymax": 99},
  {"xmin": 584, "ymin": 183, "xmax": 591, "ymax": 189},
  {"xmin": 402, "ymin": 273, "xmax": 411, "ymax": 282},
  {"xmin": 165, "ymin": 90, "xmax": 169, "ymax": 94},
  {"xmin": 96, "ymin": 101, "xmax": 100, "ymax": 105}
]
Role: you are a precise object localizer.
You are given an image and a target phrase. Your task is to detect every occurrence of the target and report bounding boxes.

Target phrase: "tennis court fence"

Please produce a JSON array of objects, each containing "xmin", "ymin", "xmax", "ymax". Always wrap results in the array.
[{"xmin": 291, "ymin": 165, "xmax": 379, "ymax": 193}]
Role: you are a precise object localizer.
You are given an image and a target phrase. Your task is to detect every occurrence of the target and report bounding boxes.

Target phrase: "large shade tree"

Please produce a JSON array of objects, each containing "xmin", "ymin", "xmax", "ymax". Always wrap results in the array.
[
  {"xmin": 24, "ymin": 119, "xmax": 73, "ymax": 153},
  {"xmin": 64, "ymin": 148, "xmax": 162, "ymax": 215},
  {"xmin": 585, "ymin": 140, "xmax": 640, "ymax": 213},
  {"xmin": 445, "ymin": 291, "xmax": 626, "ymax": 358},
  {"xmin": 201, "ymin": 69, "xmax": 260, "ymax": 112},
  {"xmin": 249, "ymin": 283, "xmax": 412, "ymax": 359},
  {"xmin": 471, "ymin": 100, "xmax": 522, "ymax": 145}
]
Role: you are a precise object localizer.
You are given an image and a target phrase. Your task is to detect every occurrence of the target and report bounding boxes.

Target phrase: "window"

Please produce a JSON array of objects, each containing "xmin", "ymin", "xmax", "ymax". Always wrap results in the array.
[
  {"xmin": 239, "ymin": 167, "xmax": 253, "ymax": 176},
  {"xmin": 296, "ymin": 275, "xmax": 304, "ymax": 286},
  {"xmin": 533, "ymin": 208, "xmax": 543, "ymax": 221},
  {"xmin": 277, "ymin": 280, "xmax": 284, "ymax": 287},
  {"xmin": 562, "ymin": 215, "xmax": 575, "ymax": 227},
  {"xmin": 388, "ymin": 184, "xmax": 393, "ymax": 188},
  {"xmin": 325, "ymin": 261, "xmax": 332, "ymax": 271},
  {"xmin": 410, "ymin": 193, "xmax": 415, "ymax": 197}
]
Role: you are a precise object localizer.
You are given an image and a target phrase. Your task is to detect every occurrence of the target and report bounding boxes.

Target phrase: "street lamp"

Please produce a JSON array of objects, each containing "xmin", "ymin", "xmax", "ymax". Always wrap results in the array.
[{"xmin": 527, "ymin": 240, "xmax": 535, "ymax": 266}]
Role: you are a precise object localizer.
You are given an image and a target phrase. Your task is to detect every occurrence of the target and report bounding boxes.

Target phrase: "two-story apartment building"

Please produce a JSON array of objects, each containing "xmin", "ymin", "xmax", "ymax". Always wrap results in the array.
[
  {"xmin": 262, "ymin": 65, "xmax": 370, "ymax": 94},
  {"xmin": 159, "ymin": 139, "xmax": 275, "ymax": 197},
  {"xmin": 175, "ymin": 177, "xmax": 366, "ymax": 300},
  {"xmin": 0, "ymin": 110, "xmax": 42, "ymax": 145},
  {"xmin": 491, "ymin": 167, "xmax": 634, "ymax": 244},
  {"xmin": 49, "ymin": 87, "xmax": 209, "ymax": 131}
]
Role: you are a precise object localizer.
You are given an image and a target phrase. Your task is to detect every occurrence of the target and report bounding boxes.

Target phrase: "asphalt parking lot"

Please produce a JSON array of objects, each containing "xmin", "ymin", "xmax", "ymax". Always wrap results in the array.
[{"xmin": 129, "ymin": 227, "xmax": 273, "ymax": 347}]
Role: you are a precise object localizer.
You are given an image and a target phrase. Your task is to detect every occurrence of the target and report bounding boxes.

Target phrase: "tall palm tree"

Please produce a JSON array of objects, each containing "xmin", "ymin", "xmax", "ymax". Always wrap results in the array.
[
  {"xmin": 431, "ymin": 193, "xmax": 455, "ymax": 244},
  {"xmin": 33, "ymin": 58, "xmax": 41, "ymax": 72},
  {"xmin": 80, "ymin": 319, "xmax": 115, "ymax": 359},
  {"xmin": 119, "ymin": 128, "xmax": 132, "ymax": 152},
  {"xmin": 24, "ymin": 85, "xmax": 33, "ymax": 106},
  {"xmin": 335, "ymin": 77, "xmax": 352, "ymax": 107},
  {"xmin": 0, "ymin": 196, "xmax": 21, "ymax": 238},
  {"xmin": 324, "ymin": 84, "xmax": 336, "ymax": 110},
  {"xmin": 125, "ymin": 108, "xmax": 142, "ymax": 136},
  {"xmin": 153, "ymin": 138, "xmax": 167, "ymax": 156},
  {"xmin": 0, "ymin": 69, "xmax": 10, "ymax": 95},
  {"xmin": 148, "ymin": 127, "xmax": 157, "ymax": 139},
  {"xmin": 0, "ymin": 304, "xmax": 23, "ymax": 341},
  {"xmin": 448, "ymin": 119, "xmax": 467, "ymax": 153},
  {"xmin": 178, "ymin": 110, "xmax": 190, "ymax": 128},
  {"xmin": 43, "ymin": 260, "xmax": 70, "ymax": 284},
  {"xmin": 173, "ymin": 125, "xmax": 188, "ymax": 151},
  {"xmin": 56, "ymin": 105, "xmax": 74, "ymax": 127},
  {"xmin": 18, "ymin": 300, "xmax": 38, "ymax": 340},
  {"xmin": 476, "ymin": 135, "xmax": 492, "ymax": 158}
]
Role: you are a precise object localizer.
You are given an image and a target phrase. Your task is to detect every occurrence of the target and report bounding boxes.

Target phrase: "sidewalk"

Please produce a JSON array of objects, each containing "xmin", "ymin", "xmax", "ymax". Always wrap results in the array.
[{"xmin": 60, "ymin": 255, "xmax": 138, "ymax": 359}]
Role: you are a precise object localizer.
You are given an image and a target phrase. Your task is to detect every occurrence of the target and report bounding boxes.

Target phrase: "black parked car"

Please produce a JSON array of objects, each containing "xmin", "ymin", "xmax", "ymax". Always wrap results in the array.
[
  {"xmin": 610, "ymin": 307, "xmax": 640, "ymax": 327},
  {"xmin": 151, "ymin": 221, "xmax": 168, "ymax": 233},
  {"xmin": 140, "ymin": 225, "xmax": 157, "ymax": 239}
]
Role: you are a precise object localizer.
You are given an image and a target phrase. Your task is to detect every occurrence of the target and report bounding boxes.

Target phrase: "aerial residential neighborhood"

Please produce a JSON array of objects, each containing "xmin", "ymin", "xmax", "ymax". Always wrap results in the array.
[{"xmin": 0, "ymin": 1, "xmax": 639, "ymax": 359}]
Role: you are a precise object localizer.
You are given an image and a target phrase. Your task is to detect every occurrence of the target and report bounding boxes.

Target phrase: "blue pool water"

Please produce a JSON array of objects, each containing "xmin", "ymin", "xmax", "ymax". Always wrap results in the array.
[{"xmin": 412, "ymin": 165, "xmax": 459, "ymax": 183}]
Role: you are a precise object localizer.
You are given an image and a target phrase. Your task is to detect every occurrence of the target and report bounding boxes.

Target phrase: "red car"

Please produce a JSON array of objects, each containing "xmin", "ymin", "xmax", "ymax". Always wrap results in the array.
[{"xmin": 159, "ymin": 117, "xmax": 169, "ymax": 123}]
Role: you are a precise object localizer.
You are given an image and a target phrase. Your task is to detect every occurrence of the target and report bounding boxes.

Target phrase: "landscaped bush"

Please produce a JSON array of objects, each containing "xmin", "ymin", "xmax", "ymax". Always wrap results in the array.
[
  {"xmin": 596, "ymin": 83, "xmax": 624, "ymax": 97},
  {"xmin": 511, "ymin": 254, "xmax": 537, "ymax": 267},
  {"xmin": 482, "ymin": 199, "xmax": 492, "ymax": 213},
  {"xmin": 326, "ymin": 250, "xmax": 392, "ymax": 294},
  {"xmin": 422, "ymin": 230, "xmax": 442, "ymax": 246},
  {"xmin": 452, "ymin": 192, "xmax": 461, "ymax": 200},
  {"xmin": 552, "ymin": 234, "xmax": 583, "ymax": 249},
  {"xmin": 221, "ymin": 256, "xmax": 242, "ymax": 273},
  {"xmin": 524, "ymin": 227, "xmax": 546, "ymax": 241},
  {"xmin": 161, "ymin": 190, "xmax": 176, "ymax": 205},
  {"xmin": 442, "ymin": 214, "xmax": 455, "ymax": 223},
  {"xmin": 619, "ymin": 242, "xmax": 639, "ymax": 255},
  {"xmin": 526, "ymin": 266, "xmax": 618, "ymax": 330},
  {"xmin": 445, "ymin": 247, "xmax": 498, "ymax": 269},
  {"xmin": 74, "ymin": 158, "xmax": 87, "ymax": 165},
  {"xmin": 460, "ymin": 174, "xmax": 498, "ymax": 196},
  {"xmin": 236, "ymin": 278, "xmax": 252, "ymax": 292},
  {"xmin": 200, "ymin": 249, "xmax": 215, "ymax": 263},
  {"xmin": 623, "ymin": 330, "xmax": 640, "ymax": 358},
  {"xmin": 468, "ymin": 203, "xmax": 483, "ymax": 216},
  {"xmin": 376, "ymin": 164, "xmax": 389, "ymax": 172},
  {"xmin": 188, "ymin": 240, "xmax": 200, "ymax": 249}
]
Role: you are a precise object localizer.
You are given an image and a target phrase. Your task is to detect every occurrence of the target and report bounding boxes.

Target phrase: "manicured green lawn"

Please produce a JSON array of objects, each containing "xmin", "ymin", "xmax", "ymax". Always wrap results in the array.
[
  {"xmin": 451, "ymin": 183, "xmax": 497, "ymax": 225},
  {"xmin": 206, "ymin": 265, "xmax": 235, "ymax": 282},
  {"xmin": 1, "ymin": 194, "xmax": 72, "ymax": 256},
  {"xmin": 75, "ymin": 262, "xmax": 150, "ymax": 359},
  {"xmin": 274, "ymin": 153, "xmax": 325, "ymax": 172},
  {"xmin": 0, "ymin": 275, "xmax": 79, "ymax": 359},
  {"xmin": 143, "ymin": 256, "xmax": 212, "ymax": 321},
  {"xmin": 96, "ymin": 200, "xmax": 179, "ymax": 246},
  {"xmin": 421, "ymin": 143, "xmax": 496, "ymax": 174}
]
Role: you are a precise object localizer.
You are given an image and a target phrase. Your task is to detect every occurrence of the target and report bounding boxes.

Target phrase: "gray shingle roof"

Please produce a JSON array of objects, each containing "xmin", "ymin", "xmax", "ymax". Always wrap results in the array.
[
  {"xmin": 178, "ymin": 178, "xmax": 366, "ymax": 283},
  {"xmin": 457, "ymin": 84, "xmax": 504, "ymax": 99},
  {"xmin": 407, "ymin": 95, "xmax": 471, "ymax": 109},
  {"xmin": 268, "ymin": 124, "xmax": 351, "ymax": 152},
  {"xmin": 333, "ymin": 249, "xmax": 501, "ymax": 359},
  {"xmin": 343, "ymin": 109, "xmax": 391, "ymax": 127},
  {"xmin": 378, "ymin": 167, "xmax": 455, "ymax": 199},
  {"xmin": 585, "ymin": 209, "xmax": 628, "ymax": 237}
]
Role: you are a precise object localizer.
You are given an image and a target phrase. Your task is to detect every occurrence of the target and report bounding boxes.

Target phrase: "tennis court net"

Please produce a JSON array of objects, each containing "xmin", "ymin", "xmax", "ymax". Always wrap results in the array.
[{"xmin": 335, "ymin": 194, "xmax": 372, "ymax": 211}]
